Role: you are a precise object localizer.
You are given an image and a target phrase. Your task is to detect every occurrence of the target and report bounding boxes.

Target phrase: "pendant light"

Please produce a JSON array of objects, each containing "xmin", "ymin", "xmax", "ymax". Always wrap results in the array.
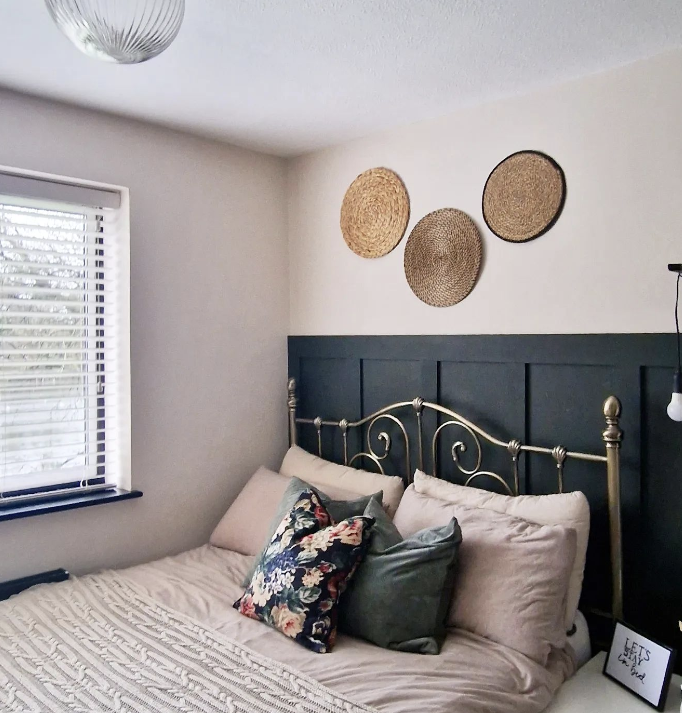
[
  {"xmin": 667, "ymin": 264, "xmax": 682, "ymax": 422},
  {"xmin": 44, "ymin": 0, "xmax": 185, "ymax": 65}
]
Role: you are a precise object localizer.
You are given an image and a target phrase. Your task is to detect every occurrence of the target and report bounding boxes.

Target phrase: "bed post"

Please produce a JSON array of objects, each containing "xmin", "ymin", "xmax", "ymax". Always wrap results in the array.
[
  {"xmin": 288, "ymin": 377, "xmax": 298, "ymax": 446},
  {"xmin": 602, "ymin": 395, "xmax": 624, "ymax": 621}
]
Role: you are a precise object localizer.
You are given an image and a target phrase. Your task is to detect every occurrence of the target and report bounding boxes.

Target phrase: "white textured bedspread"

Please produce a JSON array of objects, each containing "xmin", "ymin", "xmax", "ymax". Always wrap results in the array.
[
  {"xmin": 123, "ymin": 545, "xmax": 576, "ymax": 713},
  {"xmin": 1, "ymin": 546, "xmax": 576, "ymax": 713},
  {"xmin": 0, "ymin": 570, "xmax": 377, "ymax": 713}
]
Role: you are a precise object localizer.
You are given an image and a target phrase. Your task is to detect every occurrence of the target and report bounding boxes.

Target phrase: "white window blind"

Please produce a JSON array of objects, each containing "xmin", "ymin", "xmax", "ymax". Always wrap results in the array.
[{"xmin": 0, "ymin": 169, "xmax": 130, "ymax": 505}]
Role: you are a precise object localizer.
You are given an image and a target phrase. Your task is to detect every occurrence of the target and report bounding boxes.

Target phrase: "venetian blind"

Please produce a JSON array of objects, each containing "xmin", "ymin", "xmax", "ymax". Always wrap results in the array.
[{"xmin": 0, "ymin": 170, "xmax": 130, "ymax": 504}]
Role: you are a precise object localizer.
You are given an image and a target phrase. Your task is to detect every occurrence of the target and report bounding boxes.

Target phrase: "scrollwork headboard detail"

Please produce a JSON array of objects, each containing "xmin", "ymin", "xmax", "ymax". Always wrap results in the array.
[{"xmin": 286, "ymin": 377, "xmax": 624, "ymax": 621}]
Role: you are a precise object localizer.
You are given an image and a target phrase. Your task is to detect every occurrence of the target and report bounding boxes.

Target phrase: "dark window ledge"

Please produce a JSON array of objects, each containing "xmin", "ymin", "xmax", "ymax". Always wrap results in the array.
[
  {"xmin": 0, "ymin": 569, "xmax": 69, "ymax": 601},
  {"xmin": 0, "ymin": 489, "xmax": 143, "ymax": 523}
]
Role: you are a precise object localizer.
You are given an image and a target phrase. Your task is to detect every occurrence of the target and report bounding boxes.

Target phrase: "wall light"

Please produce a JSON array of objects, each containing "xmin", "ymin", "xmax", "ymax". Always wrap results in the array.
[{"xmin": 667, "ymin": 264, "xmax": 682, "ymax": 422}]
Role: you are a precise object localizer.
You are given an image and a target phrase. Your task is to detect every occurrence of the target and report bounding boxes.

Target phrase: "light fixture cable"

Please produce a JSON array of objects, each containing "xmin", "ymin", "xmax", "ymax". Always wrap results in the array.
[
  {"xmin": 668, "ymin": 268, "xmax": 682, "ymax": 422},
  {"xmin": 675, "ymin": 272, "xmax": 682, "ymax": 372}
]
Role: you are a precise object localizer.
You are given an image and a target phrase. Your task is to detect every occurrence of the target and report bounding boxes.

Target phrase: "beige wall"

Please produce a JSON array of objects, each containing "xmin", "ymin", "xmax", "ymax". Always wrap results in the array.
[
  {"xmin": 3, "ymin": 48, "xmax": 681, "ymax": 581},
  {"xmin": 287, "ymin": 50, "xmax": 682, "ymax": 336},
  {"xmin": 0, "ymin": 90, "xmax": 288, "ymax": 581}
]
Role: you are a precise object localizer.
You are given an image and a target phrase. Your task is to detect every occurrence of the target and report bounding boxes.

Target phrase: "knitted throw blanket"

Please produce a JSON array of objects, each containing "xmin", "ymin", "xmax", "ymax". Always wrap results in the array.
[{"xmin": 0, "ymin": 572, "xmax": 378, "ymax": 713}]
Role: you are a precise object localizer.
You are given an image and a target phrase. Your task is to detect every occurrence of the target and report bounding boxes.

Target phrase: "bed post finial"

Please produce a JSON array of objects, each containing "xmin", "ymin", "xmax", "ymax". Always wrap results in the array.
[
  {"xmin": 603, "ymin": 396, "xmax": 622, "ymax": 442},
  {"xmin": 287, "ymin": 378, "xmax": 298, "ymax": 446},
  {"xmin": 602, "ymin": 395, "xmax": 623, "ymax": 621}
]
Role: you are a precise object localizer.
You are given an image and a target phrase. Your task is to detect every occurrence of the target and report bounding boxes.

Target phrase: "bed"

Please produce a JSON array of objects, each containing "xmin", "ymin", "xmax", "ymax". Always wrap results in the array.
[{"xmin": 0, "ymin": 378, "xmax": 625, "ymax": 713}]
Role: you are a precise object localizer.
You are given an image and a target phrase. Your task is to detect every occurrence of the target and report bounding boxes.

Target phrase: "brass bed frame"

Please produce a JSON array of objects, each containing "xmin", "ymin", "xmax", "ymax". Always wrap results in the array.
[{"xmin": 286, "ymin": 378, "xmax": 624, "ymax": 621}]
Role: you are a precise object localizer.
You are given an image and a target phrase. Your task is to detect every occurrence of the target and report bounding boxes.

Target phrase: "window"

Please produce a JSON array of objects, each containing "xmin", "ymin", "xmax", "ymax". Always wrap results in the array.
[{"xmin": 0, "ymin": 169, "xmax": 130, "ymax": 506}]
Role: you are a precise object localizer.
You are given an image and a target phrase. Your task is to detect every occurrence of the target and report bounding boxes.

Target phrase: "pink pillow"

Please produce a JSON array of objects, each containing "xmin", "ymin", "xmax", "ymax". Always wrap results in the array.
[
  {"xmin": 393, "ymin": 486, "xmax": 576, "ymax": 665},
  {"xmin": 210, "ymin": 466, "xmax": 371, "ymax": 555},
  {"xmin": 280, "ymin": 446, "xmax": 404, "ymax": 516},
  {"xmin": 413, "ymin": 470, "xmax": 589, "ymax": 631},
  {"xmin": 210, "ymin": 467, "xmax": 290, "ymax": 555}
]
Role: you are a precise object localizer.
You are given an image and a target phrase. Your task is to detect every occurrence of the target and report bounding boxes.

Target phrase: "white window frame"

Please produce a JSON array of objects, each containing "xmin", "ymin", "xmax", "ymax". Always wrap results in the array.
[{"xmin": 0, "ymin": 165, "xmax": 131, "ymax": 503}]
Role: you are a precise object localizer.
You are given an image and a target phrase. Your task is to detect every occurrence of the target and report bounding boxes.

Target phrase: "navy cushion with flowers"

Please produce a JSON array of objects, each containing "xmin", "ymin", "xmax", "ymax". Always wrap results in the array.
[{"xmin": 234, "ymin": 489, "xmax": 374, "ymax": 653}]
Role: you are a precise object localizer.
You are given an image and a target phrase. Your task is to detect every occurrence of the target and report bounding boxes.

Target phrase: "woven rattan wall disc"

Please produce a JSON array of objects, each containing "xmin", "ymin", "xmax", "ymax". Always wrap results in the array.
[
  {"xmin": 340, "ymin": 167, "xmax": 410, "ymax": 258},
  {"xmin": 404, "ymin": 208, "xmax": 482, "ymax": 307},
  {"xmin": 482, "ymin": 151, "xmax": 566, "ymax": 243}
]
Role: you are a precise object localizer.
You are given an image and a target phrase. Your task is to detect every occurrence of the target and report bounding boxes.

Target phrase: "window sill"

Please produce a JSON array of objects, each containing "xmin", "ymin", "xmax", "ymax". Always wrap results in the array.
[
  {"xmin": 0, "ymin": 569, "xmax": 69, "ymax": 602},
  {"xmin": 0, "ymin": 489, "xmax": 143, "ymax": 523}
]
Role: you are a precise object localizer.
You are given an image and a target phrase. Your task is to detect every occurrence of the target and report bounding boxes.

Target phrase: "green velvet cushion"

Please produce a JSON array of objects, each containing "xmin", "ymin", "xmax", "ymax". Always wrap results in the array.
[
  {"xmin": 242, "ymin": 476, "xmax": 382, "ymax": 586},
  {"xmin": 338, "ymin": 498, "xmax": 462, "ymax": 654}
]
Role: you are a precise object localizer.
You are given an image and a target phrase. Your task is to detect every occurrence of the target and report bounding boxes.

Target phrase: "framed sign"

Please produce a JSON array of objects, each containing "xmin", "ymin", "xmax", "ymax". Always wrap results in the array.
[{"xmin": 603, "ymin": 620, "xmax": 676, "ymax": 710}]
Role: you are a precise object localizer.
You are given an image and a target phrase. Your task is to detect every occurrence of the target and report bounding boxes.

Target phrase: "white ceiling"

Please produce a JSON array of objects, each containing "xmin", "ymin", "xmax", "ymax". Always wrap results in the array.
[{"xmin": 0, "ymin": 1, "xmax": 681, "ymax": 157}]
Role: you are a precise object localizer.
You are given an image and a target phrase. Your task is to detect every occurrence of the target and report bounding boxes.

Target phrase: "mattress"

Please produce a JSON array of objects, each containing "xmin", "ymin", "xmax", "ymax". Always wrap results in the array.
[{"xmin": 121, "ymin": 544, "xmax": 577, "ymax": 713}]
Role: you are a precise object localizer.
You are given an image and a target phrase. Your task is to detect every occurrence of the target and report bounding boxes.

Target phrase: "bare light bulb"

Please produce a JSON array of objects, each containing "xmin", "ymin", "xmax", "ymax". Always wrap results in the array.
[{"xmin": 667, "ymin": 370, "xmax": 682, "ymax": 422}]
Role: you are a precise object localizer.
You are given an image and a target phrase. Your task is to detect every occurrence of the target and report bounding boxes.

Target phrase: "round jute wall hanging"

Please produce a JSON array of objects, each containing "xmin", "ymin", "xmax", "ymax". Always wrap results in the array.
[
  {"xmin": 482, "ymin": 150, "xmax": 566, "ymax": 243},
  {"xmin": 340, "ymin": 167, "xmax": 410, "ymax": 258},
  {"xmin": 404, "ymin": 208, "xmax": 482, "ymax": 308}
]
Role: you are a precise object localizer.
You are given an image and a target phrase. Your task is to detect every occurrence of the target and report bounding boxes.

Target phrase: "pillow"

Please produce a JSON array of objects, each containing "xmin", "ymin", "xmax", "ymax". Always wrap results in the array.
[
  {"xmin": 273, "ymin": 476, "xmax": 382, "ymax": 528},
  {"xmin": 242, "ymin": 476, "xmax": 382, "ymax": 585},
  {"xmin": 281, "ymin": 445, "xmax": 404, "ymax": 516},
  {"xmin": 210, "ymin": 466, "xmax": 373, "ymax": 556},
  {"xmin": 413, "ymin": 470, "xmax": 589, "ymax": 631},
  {"xmin": 393, "ymin": 486, "xmax": 576, "ymax": 665},
  {"xmin": 210, "ymin": 467, "xmax": 290, "ymax": 555},
  {"xmin": 234, "ymin": 489, "xmax": 374, "ymax": 653},
  {"xmin": 339, "ymin": 498, "xmax": 462, "ymax": 654}
]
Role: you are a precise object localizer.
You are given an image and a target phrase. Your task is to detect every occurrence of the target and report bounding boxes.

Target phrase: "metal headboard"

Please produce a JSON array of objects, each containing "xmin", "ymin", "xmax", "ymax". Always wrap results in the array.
[{"xmin": 286, "ymin": 377, "xmax": 624, "ymax": 621}]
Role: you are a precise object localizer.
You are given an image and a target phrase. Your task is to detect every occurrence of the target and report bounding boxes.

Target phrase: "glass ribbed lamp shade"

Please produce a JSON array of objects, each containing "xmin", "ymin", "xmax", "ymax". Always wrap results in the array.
[{"xmin": 44, "ymin": 0, "xmax": 185, "ymax": 64}]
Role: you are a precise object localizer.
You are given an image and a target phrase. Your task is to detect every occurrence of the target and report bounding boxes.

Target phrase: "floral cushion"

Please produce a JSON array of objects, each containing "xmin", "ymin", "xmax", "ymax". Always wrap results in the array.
[{"xmin": 234, "ymin": 489, "xmax": 375, "ymax": 653}]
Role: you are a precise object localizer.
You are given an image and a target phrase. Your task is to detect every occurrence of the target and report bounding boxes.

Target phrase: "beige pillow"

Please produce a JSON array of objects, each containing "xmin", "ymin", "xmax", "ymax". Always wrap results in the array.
[
  {"xmin": 394, "ymin": 486, "xmax": 576, "ymax": 665},
  {"xmin": 210, "ymin": 466, "xmax": 370, "ymax": 555},
  {"xmin": 414, "ymin": 470, "xmax": 589, "ymax": 631},
  {"xmin": 210, "ymin": 467, "xmax": 290, "ymax": 555},
  {"xmin": 280, "ymin": 445, "xmax": 404, "ymax": 516}
]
